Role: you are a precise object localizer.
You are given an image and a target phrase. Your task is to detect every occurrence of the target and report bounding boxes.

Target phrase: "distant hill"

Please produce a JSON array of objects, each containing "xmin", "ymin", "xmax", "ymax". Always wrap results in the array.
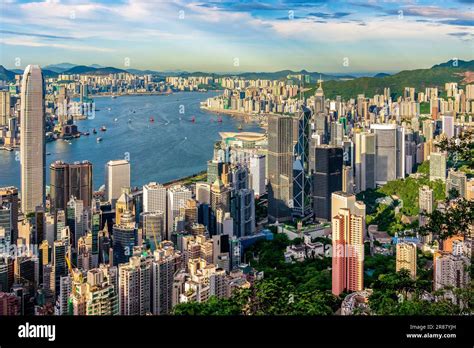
[
  {"xmin": 303, "ymin": 59, "xmax": 474, "ymax": 99},
  {"xmin": 126, "ymin": 68, "xmax": 161, "ymax": 75},
  {"xmin": 62, "ymin": 65, "xmax": 128, "ymax": 75},
  {"xmin": 44, "ymin": 62, "xmax": 77, "ymax": 73},
  {"xmin": 432, "ymin": 59, "xmax": 474, "ymax": 70},
  {"xmin": 0, "ymin": 65, "xmax": 17, "ymax": 81},
  {"xmin": 374, "ymin": 73, "xmax": 391, "ymax": 78}
]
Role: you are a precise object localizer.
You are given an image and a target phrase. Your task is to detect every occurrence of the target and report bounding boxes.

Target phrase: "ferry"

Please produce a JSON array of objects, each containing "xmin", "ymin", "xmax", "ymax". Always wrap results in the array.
[
  {"xmin": 96, "ymin": 137, "xmax": 103, "ymax": 142},
  {"xmin": 111, "ymin": 95, "xmax": 117, "ymax": 99},
  {"xmin": 100, "ymin": 126, "xmax": 107, "ymax": 132},
  {"xmin": 83, "ymin": 132, "xmax": 90, "ymax": 136}
]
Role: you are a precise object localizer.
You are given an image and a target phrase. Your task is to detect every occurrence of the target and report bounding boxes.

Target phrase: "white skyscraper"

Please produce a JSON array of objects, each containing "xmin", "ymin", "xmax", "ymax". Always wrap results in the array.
[
  {"xmin": 20, "ymin": 65, "xmax": 45, "ymax": 213},
  {"xmin": 249, "ymin": 154, "xmax": 266, "ymax": 197},
  {"xmin": 441, "ymin": 115, "xmax": 454, "ymax": 139},
  {"xmin": 143, "ymin": 182, "xmax": 167, "ymax": 214},
  {"xmin": 167, "ymin": 185, "xmax": 192, "ymax": 238},
  {"xmin": 105, "ymin": 159, "xmax": 130, "ymax": 205}
]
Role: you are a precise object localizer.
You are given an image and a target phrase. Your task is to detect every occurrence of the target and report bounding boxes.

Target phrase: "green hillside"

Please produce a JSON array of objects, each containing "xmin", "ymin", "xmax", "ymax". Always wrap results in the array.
[{"xmin": 303, "ymin": 61, "xmax": 473, "ymax": 100}]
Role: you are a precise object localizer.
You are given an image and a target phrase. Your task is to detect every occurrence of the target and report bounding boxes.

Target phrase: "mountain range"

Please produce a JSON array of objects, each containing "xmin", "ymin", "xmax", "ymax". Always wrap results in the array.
[{"xmin": 1, "ymin": 59, "xmax": 472, "ymax": 99}]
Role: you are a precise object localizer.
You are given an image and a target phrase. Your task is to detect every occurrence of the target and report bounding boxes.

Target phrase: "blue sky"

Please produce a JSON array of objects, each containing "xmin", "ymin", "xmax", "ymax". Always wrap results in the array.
[{"xmin": 0, "ymin": 0, "xmax": 473, "ymax": 73}]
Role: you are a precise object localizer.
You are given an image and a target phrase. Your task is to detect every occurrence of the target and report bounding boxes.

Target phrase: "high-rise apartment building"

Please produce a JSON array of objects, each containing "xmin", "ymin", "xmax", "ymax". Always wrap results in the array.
[
  {"xmin": 332, "ymin": 209, "xmax": 364, "ymax": 296},
  {"xmin": 249, "ymin": 154, "xmax": 266, "ymax": 197},
  {"xmin": 429, "ymin": 152, "xmax": 447, "ymax": 182},
  {"xmin": 396, "ymin": 242, "xmax": 417, "ymax": 279},
  {"xmin": 119, "ymin": 254, "xmax": 152, "ymax": 315},
  {"xmin": 0, "ymin": 90, "xmax": 11, "ymax": 127},
  {"xmin": 167, "ymin": 185, "xmax": 192, "ymax": 238},
  {"xmin": 143, "ymin": 182, "xmax": 167, "ymax": 213}
]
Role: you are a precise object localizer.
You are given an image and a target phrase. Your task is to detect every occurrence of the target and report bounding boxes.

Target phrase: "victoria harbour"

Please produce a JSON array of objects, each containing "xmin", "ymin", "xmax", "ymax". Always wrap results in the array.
[{"xmin": 0, "ymin": 91, "xmax": 261, "ymax": 189}]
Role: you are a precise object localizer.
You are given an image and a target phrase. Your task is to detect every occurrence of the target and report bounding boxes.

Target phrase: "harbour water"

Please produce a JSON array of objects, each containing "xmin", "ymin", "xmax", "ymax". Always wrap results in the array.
[{"xmin": 0, "ymin": 91, "xmax": 261, "ymax": 189}]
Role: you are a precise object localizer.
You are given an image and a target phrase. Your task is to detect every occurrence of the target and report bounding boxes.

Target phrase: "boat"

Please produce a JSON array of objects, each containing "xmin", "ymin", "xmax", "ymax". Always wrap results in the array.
[
  {"xmin": 128, "ymin": 119, "xmax": 132, "ymax": 123},
  {"xmin": 191, "ymin": 116, "xmax": 195, "ymax": 123},
  {"xmin": 150, "ymin": 117, "xmax": 154, "ymax": 123},
  {"xmin": 93, "ymin": 128, "xmax": 97, "ymax": 134},
  {"xmin": 100, "ymin": 126, "xmax": 107, "ymax": 132},
  {"xmin": 111, "ymin": 95, "xmax": 117, "ymax": 99},
  {"xmin": 238, "ymin": 124, "xmax": 243, "ymax": 130},
  {"xmin": 46, "ymin": 152, "xmax": 51, "ymax": 156},
  {"xmin": 107, "ymin": 107, "xmax": 111, "ymax": 111},
  {"xmin": 96, "ymin": 137, "xmax": 102, "ymax": 142},
  {"xmin": 217, "ymin": 117, "xmax": 222, "ymax": 123},
  {"xmin": 114, "ymin": 118, "xmax": 118, "ymax": 122},
  {"xmin": 83, "ymin": 132, "xmax": 90, "ymax": 136}
]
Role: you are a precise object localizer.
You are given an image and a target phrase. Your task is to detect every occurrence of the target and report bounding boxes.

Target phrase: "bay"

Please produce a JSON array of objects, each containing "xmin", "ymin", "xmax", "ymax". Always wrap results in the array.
[{"xmin": 0, "ymin": 91, "xmax": 261, "ymax": 190}]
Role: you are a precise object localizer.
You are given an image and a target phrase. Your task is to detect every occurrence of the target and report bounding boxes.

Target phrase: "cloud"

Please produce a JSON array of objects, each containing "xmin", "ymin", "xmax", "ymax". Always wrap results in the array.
[
  {"xmin": 0, "ymin": 30, "xmax": 76, "ymax": 40},
  {"xmin": 0, "ymin": 37, "xmax": 115, "ymax": 52},
  {"xmin": 308, "ymin": 12, "xmax": 351, "ymax": 19}
]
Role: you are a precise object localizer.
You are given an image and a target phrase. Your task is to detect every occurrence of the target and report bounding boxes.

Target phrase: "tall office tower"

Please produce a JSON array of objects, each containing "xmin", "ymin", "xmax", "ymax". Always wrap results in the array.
[
  {"xmin": 167, "ymin": 185, "xmax": 192, "ymax": 238},
  {"xmin": 119, "ymin": 254, "xmax": 152, "ymax": 315},
  {"xmin": 90, "ymin": 203, "xmax": 101, "ymax": 265},
  {"xmin": 312, "ymin": 145, "xmax": 343, "ymax": 221},
  {"xmin": 446, "ymin": 170, "xmax": 467, "ymax": 198},
  {"xmin": 66, "ymin": 197, "xmax": 85, "ymax": 247},
  {"xmin": 441, "ymin": 115, "xmax": 454, "ymax": 139},
  {"xmin": 314, "ymin": 78, "xmax": 325, "ymax": 114},
  {"xmin": 53, "ymin": 239, "xmax": 69, "ymax": 295},
  {"xmin": 429, "ymin": 152, "xmax": 447, "ymax": 182},
  {"xmin": 115, "ymin": 188, "xmax": 135, "ymax": 225},
  {"xmin": 50, "ymin": 160, "xmax": 93, "ymax": 211},
  {"xmin": 55, "ymin": 275, "xmax": 71, "ymax": 315},
  {"xmin": 152, "ymin": 244, "xmax": 181, "ymax": 314},
  {"xmin": 0, "ymin": 187, "xmax": 19, "ymax": 243},
  {"xmin": 314, "ymin": 113, "xmax": 328, "ymax": 144},
  {"xmin": 20, "ymin": 65, "xmax": 45, "ymax": 214},
  {"xmin": 33, "ymin": 206, "xmax": 45, "ymax": 245},
  {"xmin": 419, "ymin": 185, "xmax": 434, "ymax": 214},
  {"xmin": 267, "ymin": 114, "xmax": 294, "ymax": 222},
  {"xmin": 370, "ymin": 124, "xmax": 398, "ymax": 185},
  {"xmin": 0, "ymin": 90, "xmax": 10, "ymax": 126},
  {"xmin": 396, "ymin": 242, "xmax": 417, "ymax": 279},
  {"xmin": 112, "ymin": 210, "xmax": 137, "ymax": 266},
  {"xmin": 105, "ymin": 159, "xmax": 130, "ymax": 206},
  {"xmin": 230, "ymin": 164, "xmax": 249, "ymax": 191},
  {"xmin": 330, "ymin": 121, "xmax": 344, "ymax": 146},
  {"xmin": 396, "ymin": 126, "xmax": 406, "ymax": 179},
  {"xmin": 434, "ymin": 242, "xmax": 470, "ymax": 304},
  {"xmin": 140, "ymin": 211, "xmax": 165, "ymax": 248},
  {"xmin": 180, "ymin": 199, "xmax": 198, "ymax": 232},
  {"xmin": 354, "ymin": 132, "xmax": 376, "ymax": 193},
  {"xmin": 249, "ymin": 155, "xmax": 266, "ymax": 197},
  {"xmin": 69, "ymin": 268, "xmax": 118, "ymax": 315},
  {"xmin": 293, "ymin": 106, "xmax": 312, "ymax": 217},
  {"xmin": 207, "ymin": 160, "xmax": 223, "ymax": 185},
  {"xmin": 332, "ymin": 209, "xmax": 364, "ymax": 296},
  {"xmin": 55, "ymin": 209, "xmax": 66, "ymax": 240},
  {"xmin": 143, "ymin": 182, "xmax": 167, "ymax": 214},
  {"xmin": 231, "ymin": 188, "xmax": 255, "ymax": 238},
  {"xmin": 210, "ymin": 179, "xmax": 231, "ymax": 234},
  {"xmin": 0, "ymin": 204, "xmax": 13, "ymax": 244},
  {"xmin": 342, "ymin": 166, "xmax": 354, "ymax": 194},
  {"xmin": 196, "ymin": 182, "xmax": 211, "ymax": 204}
]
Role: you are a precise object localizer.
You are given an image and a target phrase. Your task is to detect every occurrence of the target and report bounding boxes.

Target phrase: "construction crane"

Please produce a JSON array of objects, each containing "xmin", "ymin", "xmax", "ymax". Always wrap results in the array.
[{"xmin": 65, "ymin": 251, "xmax": 83, "ymax": 283}]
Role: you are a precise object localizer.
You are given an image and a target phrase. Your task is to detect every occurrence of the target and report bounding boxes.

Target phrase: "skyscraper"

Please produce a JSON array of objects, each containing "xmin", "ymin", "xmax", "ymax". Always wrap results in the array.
[
  {"xmin": 230, "ymin": 188, "xmax": 255, "ymax": 238},
  {"xmin": 105, "ymin": 160, "xmax": 130, "ymax": 206},
  {"xmin": 50, "ymin": 160, "xmax": 93, "ymax": 211},
  {"xmin": 429, "ymin": 152, "xmax": 447, "ymax": 182},
  {"xmin": 332, "ymin": 209, "xmax": 364, "ymax": 296},
  {"xmin": 20, "ymin": 65, "xmax": 45, "ymax": 214},
  {"xmin": 167, "ymin": 185, "xmax": 192, "ymax": 238},
  {"xmin": 0, "ymin": 187, "xmax": 19, "ymax": 243},
  {"xmin": 419, "ymin": 185, "xmax": 434, "ymax": 214},
  {"xmin": 0, "ymin": 90, "xmax": 11, "ymax": 127},
  {"xmin": 143, "ymin": 182, "xmax": 167, "ymax": 213},
  {"xmin": 118, "ymin": 254, "xmax": 151, "ymax": 315},
  {"xmin": 371, "ymin": 124, "xmax": 398, "ymax": 185},
  {"xmin": 293, "ymin": 106, "xmax": 312, "ymax": 217},
  {"xmin": 312, "ymin": 145, "xmax": 343, "ymax": 221},
  {"xmin": 249, "ymin": 154, "xmax": 266, "ymax": 197},
  {"xmin": 112, "ymin": 210, "xmax": 137, "ymax": 266},
  {"xmin": 267, "ymin": 114, "xmax": 293, "ymax": 222},
  {"xmin": 396, "ymin": 242, "xmax": 417, "ymax": 279}
]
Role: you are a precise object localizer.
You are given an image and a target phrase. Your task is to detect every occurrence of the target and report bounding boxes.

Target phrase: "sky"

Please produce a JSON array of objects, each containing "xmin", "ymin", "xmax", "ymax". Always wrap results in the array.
[{"xmin": 0, "ymin": 0, "xmax": 473, "ymax": 73}]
